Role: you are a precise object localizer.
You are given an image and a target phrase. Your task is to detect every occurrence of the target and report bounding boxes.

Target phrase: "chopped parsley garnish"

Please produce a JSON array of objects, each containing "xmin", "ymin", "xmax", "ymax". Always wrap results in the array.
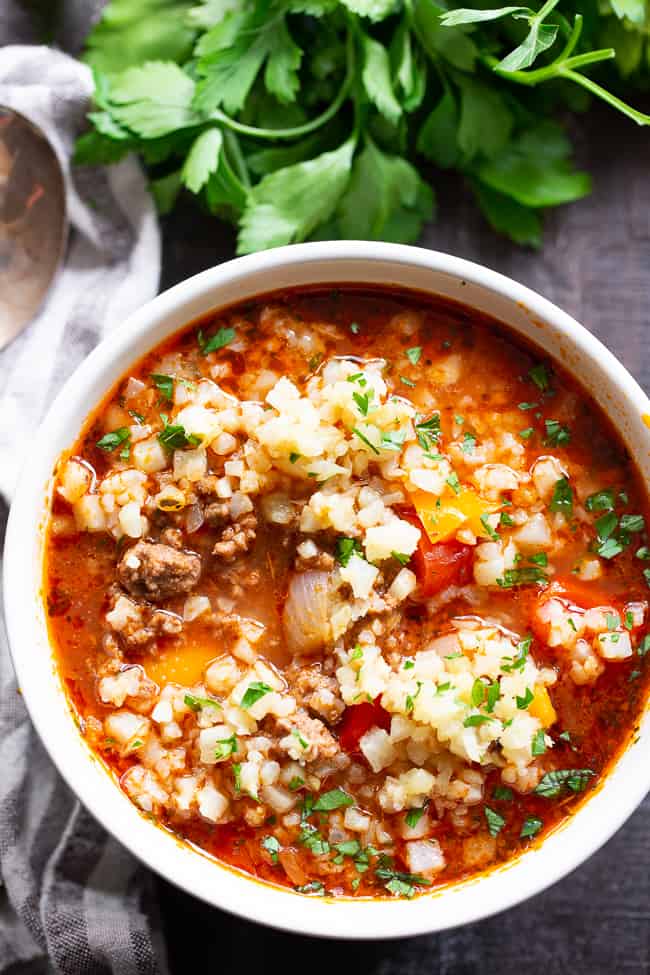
[
  {"xmin": 128, "ymin": 409, "xmax": 144, "ymax": 423},
  {"xmin": 528, "ymin": 552, "xmax": 548, "ymax": 567},
  {"xmin": 500, "ymin": 512, "xmax": 515, "ymax": 527},
  {"xmin": 288, "ymin": 776, "xmax": 305, "ymax": 791},
  {"xmin": 299, "ymin": 823, "xmax": 330, "ymax": 855},
  {"xmin": 375, "ymin": 860, "xmax": 431, "ymax": 898},
  {"xmin": 336, "ymin": 536, "xmax": 363, "ymax": 567},
  {"xmin": 262, "ymin": 835, "xmax": 280, "ymax": 862},
  {"xmin": 350, "ymin": 322, "xmax": 360, "ymax": 335},
  {"xmin": 516, "ymin": 688, "xmax": 534, "ymax": 710},
  {"xmin": 597, "ymin": 537, "xmax": 625, "ymax": 559},
  {"xmin": 405, "ymin": 807, "xmax": 425, "ymax": 829},
  {"xmin": 336, "ymin": 839, "xmax": 362, "ymax": 858},
  {"xmin": 295, "ymin": 881, "xmax": 325, "ymax": 895},
  {"xmin": 606, "ymin": 612, "xmax": 620, "ymax": 631},
  {"xmin": 289, "ymin": 451, "xmax": 300, "ymax": 464},
  {"xmin": 519, "ymin": 427, "xmax": 534, "ymax": 440},
  {"xmin": 486, "ymin": 681, "xmax": 500, "ymax": 712},
  {"xmin": 528, "ymin": 363, "xmax": 551, "ymax": 392},
  {"xmin": 620, "ymin": 513, "xmax": 645, "ymax": 533},
  {"xmin": 158, "ymin": 423, "xmax": 201, "ymax": 451},
  {"xmin": 392, "ymin": 551, "xmax": 411, "ymax": 566},
  {"xmin": 405, "ymin": 346, "xmax": 422, "ymax": 365},
  {"xmin": 471, "ymin": 678, "xmax": 486, "ymax": 708},
  {"xmin": 312, "ymin": 788, "xmax": 354, "ymax": 812},
  {"xmin": 380, "ymin": 429, "xmax": 407, "ymax": 452},
  {"xmin": 518, "ymin": 402, "xmax": 539, "ymax": 411},
  {"xmin": 595, "ymin": 511, "xmax": 618, "ymax": 541},
  {"xmin": 502, "ymin": 635, "xmax": 532, "ymax": 673},
  {"xmin": 352, "ymin": 426, "xmax": 380, "ymax": 455},
  {"xmin": 463, "ymin": 714, "xmax": 495, "ymax": 727},
  {"xmin": 214, "ymin": 734, "xmax": 238, "ymax": 761},
  {"xmin": 549, "ymin": 477, "xmax": 573, "ymax": 517},
  {"xmin": 543, "ymin": 419, "xmax": 570, "ymax": 446},
  {"xmin": 480, "ymin": 513, "xmax": 499, "ymax": 541},
  {"xmin": 350, "ymin": 645, "xmax": 363, "ymax": 661},
  {"xmin": 291, "ymin": 728, "xmax": 309, "ymax": 750},
  {"xmin": 636, "ymin": 546, "xmax": 650, "ymax": 561},
  {"xmin": 534, "ymin": 768, "xmax": 595, "ymax": 798},
  {"xmin": 493, "ymin": 786, "xmax": 514, "ymax": 802},
  {"xmin": 638, "ymin": 635, "xmax": 650, "ymax": 657},
  {"xmin": 446, "ymin": 472, "xmax": 461, "ymax": 495},
  {"xmin": 520, "ymin": 816, "xmax": 543, "ymax": 839},
  {"xmin": 96, "ymin": 427, "xmax": 130, "ymax": 452},
  {"xmin": 232, "ymin": 763, "xmax": 242, "ymax": 792},
  {"xmin": 151, "ymin": 373, "xmax": 174, "ymax": 401},
  {"xmin": 403, "ymin": 659, "xmax": 415, "ymax": 670},
  {"xmin": 586, "ymin": 489, "xmax": 615, "ymax": 512},
  {"xmin": 531, "ymin": 729, "xmax": 547, "ymax": 756},
  {"xmin": 184, "ymin": 693, "xmax": 221, "ymax": 712},
  {"xmin": 353, "ymin": 388, "xmax": 374, "ymax": 416},
  {"xmin": 484, "ymin": 805, "xmax": 506, "ymax": 837},
  {"xmin": 644, "ymin": 568, "xmax": 650, "ymax": 589},
  {"xmin": 240, "ymin": 681, "xmax": 272, "ymax": 710},
  {"xmin": 497, "ymin": 567, "xmax": 548, "ymax": 588},
  {"xmin": 198, "ymin": 326, "xmax": 235, "ymax": 355},
  {"xmin": 415, "ymin": 414, "xmax": 441, "ymax": 456},
  {"xmin": 400, "ymin": 376, "xmax": 416, "ymax": 388},
  {"xmin": 461, "ymin": 432, "xmax": 477, "ymax": 454}
]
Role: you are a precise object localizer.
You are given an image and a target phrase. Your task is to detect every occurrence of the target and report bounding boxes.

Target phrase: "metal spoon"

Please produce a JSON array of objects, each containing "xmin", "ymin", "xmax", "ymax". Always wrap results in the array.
[{"xmin": 0, "ymin": 107, "xmax": 67, "ymax": 351}]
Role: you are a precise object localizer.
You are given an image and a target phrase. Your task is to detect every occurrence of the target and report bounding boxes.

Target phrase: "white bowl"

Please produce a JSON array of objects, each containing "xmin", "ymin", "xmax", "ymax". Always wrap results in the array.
[{"xmin": 5, "ymin": 241, "xmax": 650, "ymax": 939}]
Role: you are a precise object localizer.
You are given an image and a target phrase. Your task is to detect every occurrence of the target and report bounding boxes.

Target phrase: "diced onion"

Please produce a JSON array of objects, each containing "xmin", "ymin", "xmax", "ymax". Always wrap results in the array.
[
  {"xmin": 185, "ymin": 503, "xmax": 204, "ymax": 534},
  {"xmin": 282, "ymin": 571, "xmax": 332, "ymax": 654}
]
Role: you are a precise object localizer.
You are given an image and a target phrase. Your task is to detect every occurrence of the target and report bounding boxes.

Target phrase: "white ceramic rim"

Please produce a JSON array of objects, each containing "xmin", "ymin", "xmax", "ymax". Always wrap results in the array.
[{"xmin": 5, "ymin": 241, "xmax": 650, "ymax": 939}]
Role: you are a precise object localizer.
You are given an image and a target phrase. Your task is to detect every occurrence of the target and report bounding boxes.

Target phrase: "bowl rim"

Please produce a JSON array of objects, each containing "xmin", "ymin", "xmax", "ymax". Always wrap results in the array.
[{"xmin": 5, "ymin": 240, "xmax": 650, "ymax": 939}]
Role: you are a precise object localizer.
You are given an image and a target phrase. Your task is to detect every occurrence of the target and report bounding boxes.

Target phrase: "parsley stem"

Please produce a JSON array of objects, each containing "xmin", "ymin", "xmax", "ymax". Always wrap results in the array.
[
  {"xmin": 556, "ymin": 14, "xmax": 584, "ymax": 62},
  {"xmin": 483, "ymin": 43, "xmax": 649, "ymax": 126},
  {"xmin": 559, "ymin": 69, "xmax": 650, "ymax": 126},
  {"xmin": 207, "ymin": 31, "xmax": 354, "ymax": 142},
  {"xmin": 534, "ymin": 0, "xmax": 562, "ymax": 23},
  {"xmin": 224, "ymin": 130, "xmax": 251, "ymax": 190}
]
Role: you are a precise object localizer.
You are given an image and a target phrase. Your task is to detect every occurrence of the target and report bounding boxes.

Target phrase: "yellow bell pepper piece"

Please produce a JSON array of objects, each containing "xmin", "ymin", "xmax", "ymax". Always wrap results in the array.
[
  {"xmin": 529, "ymin": 686, "xmax": 557, "ymax": 728},
  {"xmin": 411, "ymin": 488, "xmax": 500, "ymax": 544}
]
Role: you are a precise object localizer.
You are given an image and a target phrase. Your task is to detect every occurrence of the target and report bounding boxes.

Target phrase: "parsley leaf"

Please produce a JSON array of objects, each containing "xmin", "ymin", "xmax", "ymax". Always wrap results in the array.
[
  {"xmin": 151, "ymin": 373, "xmax": 174, "ymax": 401},
  {"xmin": 158, "ymin": 423, "xmax": 200, "ymax": 450},
  {"xmin": 336, "ymin": 537, "xmax": 363, "ymax": 567},
  {"xmin": 96, "ymin": 427, "xmax": 130, "ymax": 452},
  {"xmin": 184, "ymin": 693, "xmax": 221, "ymax": 712},
  {"xmin": 484, "ymin": 805, "xmax": 506, "ymax": 837},
  {"xmin": 520, "ymin": 816, "xmax": 543, "ymax": 839},
  {"xmin": 240, "ymin": 681, "xmax": 272, "ymax": 709},
  {"xmin": 312, "ymin": 788, "xmax": 354, "ymax": 812},
  {"xmin": 238, "ymin": 138, "xmax": 356, "ymax": 253},
  {"xmin": 198, "ymin": 326, "xmax": 235, "ymax": 354},
  {"xmin": 549, "ymin": 477, "xmax": 573, "ymax": 517},
  {"xmin": 534, "ymin": 768, "xmax": 595, "ymax": 798}
]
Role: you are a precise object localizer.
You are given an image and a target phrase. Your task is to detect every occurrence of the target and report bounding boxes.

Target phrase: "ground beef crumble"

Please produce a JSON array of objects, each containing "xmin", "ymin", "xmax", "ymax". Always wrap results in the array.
[{"xmin": 117, "ymin": 540, "xmax": 201, "ymax": 602}]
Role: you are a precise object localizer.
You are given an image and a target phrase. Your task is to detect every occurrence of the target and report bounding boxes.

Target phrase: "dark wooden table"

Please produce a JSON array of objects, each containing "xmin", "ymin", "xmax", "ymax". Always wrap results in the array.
[{"xmin": 158, "ymin": 103, "xmax": 650, "ymax": 974}]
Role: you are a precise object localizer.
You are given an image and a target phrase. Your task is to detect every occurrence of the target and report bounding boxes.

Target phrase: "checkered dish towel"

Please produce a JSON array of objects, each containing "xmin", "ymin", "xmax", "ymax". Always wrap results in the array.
[{"xmin": 0, "ymin": 44, "xmax": 169, "ymax": 975}]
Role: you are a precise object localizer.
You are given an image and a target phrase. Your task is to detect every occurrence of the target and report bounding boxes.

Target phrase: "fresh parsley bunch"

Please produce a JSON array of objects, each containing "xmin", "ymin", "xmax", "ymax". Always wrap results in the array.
[{"xmin": 76, "ymin": 0, "xmax": 650, "ymax": 252}]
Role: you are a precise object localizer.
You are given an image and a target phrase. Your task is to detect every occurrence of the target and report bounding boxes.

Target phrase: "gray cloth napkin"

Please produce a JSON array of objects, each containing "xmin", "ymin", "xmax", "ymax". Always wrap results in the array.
[{"xmin": 0, "ymin": 39, "xmax": 169, "ymax": 975}]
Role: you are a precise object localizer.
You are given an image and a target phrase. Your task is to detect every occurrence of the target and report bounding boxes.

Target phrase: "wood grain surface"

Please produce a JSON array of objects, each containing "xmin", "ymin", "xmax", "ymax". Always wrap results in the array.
[{"xmin": 158, "ymin": 101, "xmax": 650, "ymax": 974}]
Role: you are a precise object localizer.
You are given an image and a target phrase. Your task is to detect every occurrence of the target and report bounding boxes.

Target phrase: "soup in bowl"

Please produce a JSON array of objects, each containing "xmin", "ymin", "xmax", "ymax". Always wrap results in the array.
[{"xmin": 5, "ymin": 243, "xmax": 650, "ymax": 937}]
